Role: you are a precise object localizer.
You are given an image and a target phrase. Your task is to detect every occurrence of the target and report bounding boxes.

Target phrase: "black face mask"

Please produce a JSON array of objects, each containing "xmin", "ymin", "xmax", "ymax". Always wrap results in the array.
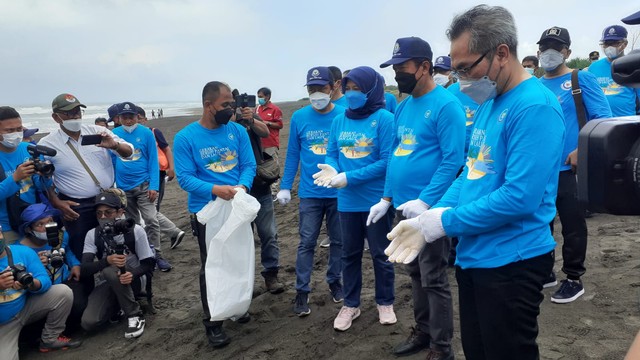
[
  {"xmin": 395, "ymin": 71, "xmax": 419, "ymax": 94},
  {"xmin": 214, "ymin": 108, "xmax": 234, "ymax": 126}
]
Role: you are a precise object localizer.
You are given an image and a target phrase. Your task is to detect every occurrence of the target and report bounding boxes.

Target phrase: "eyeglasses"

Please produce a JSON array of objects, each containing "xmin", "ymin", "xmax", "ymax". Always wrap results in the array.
[
  {"xmin": 55, "ymin": 107, "xmax": 82, "ymax": 118},
  {"xmin": 96, "ymin": 209, "xmax": 118, "ymax": 217},
  {"xmin": 451, "ymin": 51, "xmax": 489, "ymax": 78}
]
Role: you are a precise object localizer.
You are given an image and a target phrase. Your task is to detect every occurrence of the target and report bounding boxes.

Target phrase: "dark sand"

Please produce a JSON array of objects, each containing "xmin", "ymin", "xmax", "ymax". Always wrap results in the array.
[{"xmin": 22, "ymin": 101, "xmax": 639, "ymax": 360}]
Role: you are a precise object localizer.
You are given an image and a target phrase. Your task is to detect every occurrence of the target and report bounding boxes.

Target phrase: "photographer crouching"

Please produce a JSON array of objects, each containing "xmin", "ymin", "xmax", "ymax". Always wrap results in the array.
[
  {"xmin": 80, "ymin": 189, "xmax": 154, "ymax": 339},
  {"xmin": 0, "ymin": 225, "xmax": 81, "ymax": 359}
]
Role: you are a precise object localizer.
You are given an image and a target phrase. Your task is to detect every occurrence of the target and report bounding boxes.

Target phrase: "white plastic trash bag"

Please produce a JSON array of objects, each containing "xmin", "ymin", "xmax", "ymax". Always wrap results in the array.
[{"xmin": 196, "ymin": 188, "xmax": 260, "ymax": 321}]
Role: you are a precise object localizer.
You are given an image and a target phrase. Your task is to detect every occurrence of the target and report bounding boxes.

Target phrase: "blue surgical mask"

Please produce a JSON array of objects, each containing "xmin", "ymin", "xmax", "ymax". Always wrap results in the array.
[
  {"xmin": 344, "ymin": 90, "xmax": 367, "ymax": 110},
  {"xmin": 524, "ymin": 67, "xmax": 535, "ymax": 75},
  {"xmin": 539, "ymin": 49, "xmax": 565, "ymax": 72},
  {"xmin": 258, "ymin": 98, "xmax": 266, "ymax": 106}
]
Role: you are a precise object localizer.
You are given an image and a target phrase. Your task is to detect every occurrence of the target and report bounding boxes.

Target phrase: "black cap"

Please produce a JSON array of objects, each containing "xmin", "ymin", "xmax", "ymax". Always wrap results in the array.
[{"xmin": 537, "ymin": 26, "xmax": 571, "ymax": 46}]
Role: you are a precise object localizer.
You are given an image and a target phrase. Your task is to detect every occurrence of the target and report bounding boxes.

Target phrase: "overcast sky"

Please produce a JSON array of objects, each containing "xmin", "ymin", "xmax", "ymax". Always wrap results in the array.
[{"xmin": 1, "ymin": 0, "xmax": 638, "ymax": 106}]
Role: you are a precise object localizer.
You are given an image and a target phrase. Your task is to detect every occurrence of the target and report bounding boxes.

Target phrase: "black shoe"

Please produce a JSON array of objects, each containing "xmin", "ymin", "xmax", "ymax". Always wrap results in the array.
[
  {"xmin": 551, "ymin": 279, "xmax": 585, "ymax": 304},
  {"xmin": 264, "ymin": 274, "xmax": 285, "ymax": 294},
  {"xmin": 543, "ymin": 271, "xmax": 557, "ymax": 288},
  {"xmin": 206, "ymin": 325, "xmax": 230, "ymax": 348},
  {"xmin": 170, "ymin": 230, "xmax": 185, "ymax": 250},
  {"xmin": 329, "ymin": 281, "xmax": 344, "ymax": 303},
  {"xmin": 293, "ymin": 293, "xmax": 311, "ymax": 317},
  {"xmin": 393, "ymin": 327, "xmax": 430, "ymax": 357}
]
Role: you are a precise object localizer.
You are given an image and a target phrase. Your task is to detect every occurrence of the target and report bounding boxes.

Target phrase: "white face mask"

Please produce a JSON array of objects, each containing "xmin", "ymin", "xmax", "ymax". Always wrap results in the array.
[
  {"xmin": 603, "ymin": 46, "xmax": 620, "ymax": 60},
  {"xmin": 524, "ymin": 67, "xmax": 535, "ymax": 75},
  {"xmin": 32, "ymin": 230, "xmax": 48, "ymax": 241},
  {"xmin": 433, "ymin": 73, "xmax": 449, "ymax": 86},
  {"xmin": 123, "ymin": 123, "xmax": 138, "ymax": 133},
  {"xmin": 539, "ymin": 49, "xmax": 565, "ymax": 72},
  {"xmin": 309, "ymin": 92, "xmax": 331, "ymax": 110},
  {"xmin": 0, "ymin": 131, "xmax": 23, "ymax": 148},
  {"xmin": 62, "ymin": 119, "xmax": 82, "ymax": 132}
]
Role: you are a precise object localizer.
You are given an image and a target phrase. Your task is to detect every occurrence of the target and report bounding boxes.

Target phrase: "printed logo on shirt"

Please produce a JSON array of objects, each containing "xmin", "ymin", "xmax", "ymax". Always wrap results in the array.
[
  {"xmin": 122, "ymin": 148, "xmax": 142, "ymax": 162},
  {"xmin": 464, "ymin": 106, "xmax": 476, "ymax": 126},
  {"xmin": 424, "ymin": 110, "xmax": 432, "ymax": 119},
  {"xmin": 306, "ymin": 130, "xmax": 329, "ymax": 155},
  {"xmin": 371, "ymin": 119, "xmax": 377, "ymax": 128},
  {"xmin": 394, "ymin": 127, "xmax": 417, "ymax": 157},
  {"xmin": 561, "ymin": 80, "xmax": 572, "ymax": 91},
  {"xmin": 338, "ymin": 131, "xmax": 374, "ymax": 159},
  {"xmin": 498, "ymin": 109, "xmax": 508, "ymax": 123},
  {"xmin": 199, "ymin": 146, "xmax": 238, "ymax": 173},
  {"xmin": 228, "ymin": 133, "xmax": 234, "ymax": 141},
  {"xmin": 466, "ymin": 128, "xmax": 496, "ymax": 180},
  {"xmin": 136, "ymin": 137, "xmax": 142, "ymax": 143},
  {"xmin": 602, "ymin": 81, "xmax": 624, "ymax": 96}
]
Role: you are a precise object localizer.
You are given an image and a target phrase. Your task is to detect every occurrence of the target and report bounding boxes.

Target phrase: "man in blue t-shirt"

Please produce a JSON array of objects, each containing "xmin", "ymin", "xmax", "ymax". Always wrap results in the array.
[
  {"xmin": 112, "ymin": 102, "xmax": 171, "ymax": 272},
  {"xmin": 329, "ymin": 66, "xmax": 348, "ymax": 108},
  {"xmin": 277, "ymin": 67, "xmax": 345, "ymax": 317},
  {"xmin": 588, "ymin": 25, "xmax": 640, "ymax": 117},
  {"xmin": 174, "ymin": 81, "xmax": 256, "ymax": 349},
  {"xmin": 385, "ymin": 6, "xmax": 565, "ymax": 359},
  {"xmin": 370, "ymin": 37, "xmax": 465, "ymax": 359},
  {"xmin": 537, "ymin": 26, "xmax": 612, "ymax": 304}
]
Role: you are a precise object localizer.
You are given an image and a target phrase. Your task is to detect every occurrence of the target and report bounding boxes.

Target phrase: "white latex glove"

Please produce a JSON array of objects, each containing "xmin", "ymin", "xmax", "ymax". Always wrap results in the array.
[
  {"xmin": 397, "ymin": 199, "xmax": 430, "ymax": 219},
  {"xmin": 329, "ymin": 172, "xmax": 347, "ymax": 188},
  {"xmin": 276, "ymin": 189, "xmax": 291, "ymax": 205},
  {"xmin": 366, "ymin": 199, "xmax": 392, "ymax": 226},
  {"xmin": 385, "ymin": 207, "xmax": 450, "ymax": 264},
  {"xmin": 312, "ymin": 164, "xmax": 338, "ymax": 188}
]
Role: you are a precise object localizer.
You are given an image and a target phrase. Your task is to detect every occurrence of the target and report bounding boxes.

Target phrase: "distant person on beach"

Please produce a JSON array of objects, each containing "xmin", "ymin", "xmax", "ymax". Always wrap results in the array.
[
  {"xmin": 174, "ymin": 81, "xmax": 256, "ymax": 349},
  {"xmin": 329, "ymin": 66, "xmax": 348, "ymax": 108},
  {"xmin": 111, "ymin": 103, "xmax": 172, "ymax": 272},
  {"xmin": 39, "ymin": 94, "xmax": 132, "ymax": 292},
  {"xmin": 94, "ymin": 117, "xmax": 108, "ymax": 128},
  {"xmin": 151, "ymin": 109, "xmax": 155, "ymax": 119},
  {"xmin": 136, "ymin": 106, "xmax": 185, "ymax": 249},
  {"xmin": 256, "ymin": 87, "xmax": 283, "ymax": 198},
  {"xmin": 277, "ymin": 67, "xmax": 345, "ymax": 317},
  {"xmin": 314, "ymin": 66, "xmax": 396, "ymax": 332},
  {"xmin": 384, "ymin": 6, "xmax": 565, "ymax": 359},
  {"xmin": 0, "ymin": 106, "xmax": 49, "ymax": 241},
  {"xmin": 231, "ymin": 91, "xmax": 284, "ymax": 295}
]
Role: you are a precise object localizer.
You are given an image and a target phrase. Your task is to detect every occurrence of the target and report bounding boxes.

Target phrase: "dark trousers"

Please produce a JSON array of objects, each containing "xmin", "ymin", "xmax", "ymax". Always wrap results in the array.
[
  {"xmin": 156, "ymin": 171, "xmax": 166, "ymax": 211},
  {"xmin": 195, "ymin": 220, "xmax": 222, "ymax": 328},
  {"xmin": 455, "ymin": 252, "xmax": 553, "ymax": 360},
  {"xmin": 553, "ymin": 170, "xmax": 587, "ymax": 280}
]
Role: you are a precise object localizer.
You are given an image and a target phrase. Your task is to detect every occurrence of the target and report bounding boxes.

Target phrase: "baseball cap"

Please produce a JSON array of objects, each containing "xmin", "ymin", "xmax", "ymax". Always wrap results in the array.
[
  {"xmin": 305, "ymin": 67, "xmax": 333, "ymax": 86},
  {"xmin": 433, "ymin": 56, "xmax": 451, "ymax": 71},
  {"xmin": 23, "ymin": 128, "xmax": 39, "ymax": 138},
  {"xmin": 537, "ymin": 26, "xmax": 571, "ymax": 46},
  {"xmin": 19, "ymin": 203, "xmax": 60, "ymax": 235},
  {"xmin": 107, "ymin": 104, "xmax": 119, "ymax": 122},
  {"xmin": 601, "ymin": 25, "xmax": 628, "ymax": 42},
  {"xmin": 380, "ymin": 37, "xmax": 433, "ymax": 68},
  {"xmin": 94, "ymin": 190, "xmax": 126, "ymax": 209},
  {"xmin": 622, "ymin": 10, "xmax": 640, "ymax": 25},
  {"xmin": 116, "ymin": 102, "xmax": 138, "ymax": 116},
  {"xmin": 52, "ymin": 93, "xmax": 86, "ymax": 112}
]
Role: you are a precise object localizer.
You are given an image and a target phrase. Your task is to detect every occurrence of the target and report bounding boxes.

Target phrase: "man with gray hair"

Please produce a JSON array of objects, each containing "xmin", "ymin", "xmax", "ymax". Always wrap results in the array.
[{"xmin": 384, "ymin": 5, "xmax": 565, "ymax": 359}]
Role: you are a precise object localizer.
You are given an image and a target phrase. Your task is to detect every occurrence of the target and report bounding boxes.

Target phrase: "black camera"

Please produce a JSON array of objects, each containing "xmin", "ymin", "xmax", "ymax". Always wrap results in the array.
[
  {"xmin": 10, "ymin": 264, "xmax": 34, "ymax": 287},
  {"xmin": 48, "ymin": 249, "xmax": 65, "ymax": 269},
  {"xmin": 101, "ymin": 218, "xmax": 135, "ymax": 237},
  {"xmin": 45, "ymin": 222, "xmax": 60, "ymax": 248},
  {"xmin": 578, "ymin": 49, "xmax": 640, "ymax": 215},
  {"xmin": 26, "ymin": 144, "xmax": 57, "ymax": 177},
  {"xmin": 234, "ymin": 93, "xmax": 256, "ymax": 108}
]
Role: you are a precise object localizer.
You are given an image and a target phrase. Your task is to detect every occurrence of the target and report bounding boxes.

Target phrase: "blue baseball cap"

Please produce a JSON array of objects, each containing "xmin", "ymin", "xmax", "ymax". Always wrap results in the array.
[
  {"xmin": 116, "ymin": 102, "xmax": 138, "ymax": 116},
  {"xmin": 107, "ymin": 103, "xmax": 119, "ymax": 122},
  {"xmin": 380, "ymin": 37, "xmax": 433, "ymax": 68},
  {"xmin": 433, "ymin": 56, "xmax": 452, "ymax": 71},
  {"xmin": 305, "ymin": 67, "xmax": 333, "ymax": 86},
  {"xmin": 622, "ymin": 10, "xmax": 640, "ymax": 25},
  {"xmin": 601, "ymin": 25, "xmax": 628, "ymax": 41},
  {"xmin": 19, "ymin": 203, "xmax": 60, "ymax": 235},
  {"xmin": 23, "ymin": 128, "xmax": 39, "ymax": 138}
]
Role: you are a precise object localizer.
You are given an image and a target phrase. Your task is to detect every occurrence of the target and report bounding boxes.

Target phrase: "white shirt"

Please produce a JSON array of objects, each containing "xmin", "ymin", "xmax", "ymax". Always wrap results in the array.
[{"xmin": 38, "ymin": 124, "xmax": 133, "ymax": 199}]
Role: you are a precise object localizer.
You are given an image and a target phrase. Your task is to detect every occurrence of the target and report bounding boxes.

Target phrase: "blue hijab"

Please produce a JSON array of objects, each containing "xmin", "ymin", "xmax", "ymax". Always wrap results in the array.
[{"xmin": 341, "ymin": 66, "xmax": 385, "ymax": 120}]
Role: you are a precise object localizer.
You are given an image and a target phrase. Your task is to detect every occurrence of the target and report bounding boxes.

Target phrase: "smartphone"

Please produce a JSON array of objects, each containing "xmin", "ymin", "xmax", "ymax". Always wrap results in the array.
[{"xmin": 81, "ymin": 134, "xmax": 103, "ymax": 146}]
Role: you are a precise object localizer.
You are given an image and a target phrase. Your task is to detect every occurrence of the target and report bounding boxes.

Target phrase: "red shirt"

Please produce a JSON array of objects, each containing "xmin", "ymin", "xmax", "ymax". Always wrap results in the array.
[{"xmin": 256, "ymin": 102, "xmax": 283, "ymax": 149}]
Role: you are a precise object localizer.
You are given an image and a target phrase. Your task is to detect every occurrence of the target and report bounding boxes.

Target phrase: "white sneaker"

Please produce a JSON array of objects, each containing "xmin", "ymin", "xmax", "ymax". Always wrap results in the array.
[
  {"xmin": 333, "ymin": 306, "xmax": 360, "ymax": 331},
  {"xmin": 319, "ymin": 237, "xmax": 331, "ymax": 248},
  {"xmin": 377, "ymin": 304, "xmax": 397, "ymax": 325}
]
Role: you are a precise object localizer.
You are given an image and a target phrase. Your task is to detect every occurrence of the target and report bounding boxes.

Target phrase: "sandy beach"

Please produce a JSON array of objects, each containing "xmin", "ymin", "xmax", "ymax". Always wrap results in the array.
[{"xmin": 20, "ymin": 100, "xmax": 640, "ymax": 360}]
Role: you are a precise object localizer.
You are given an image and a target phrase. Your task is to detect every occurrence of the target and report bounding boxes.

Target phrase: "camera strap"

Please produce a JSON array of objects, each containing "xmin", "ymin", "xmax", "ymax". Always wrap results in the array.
[
  {"xmin": 571, "ymin": 69, "xmax": 587, "ymax": 130},
  {"xmin": 5, "ymin": 246, "xmax": 15, "ymax": 267},
  {"xmin": 66, "ymin": 141, "xmax": 104, "ymax": 191}
]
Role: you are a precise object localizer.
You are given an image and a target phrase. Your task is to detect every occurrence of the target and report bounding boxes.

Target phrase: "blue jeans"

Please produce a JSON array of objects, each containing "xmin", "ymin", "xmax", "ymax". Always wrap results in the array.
[
  {"xmin": 254, "ymin": 193, "xmax": 280, "ymax": 276},
  {"xmin": 340, "ymin": 210, "xmax": 395, "ymax": 308},
  {"xmin": 295, "ymin": 198, "xmax": 342, "ymax": 293}
]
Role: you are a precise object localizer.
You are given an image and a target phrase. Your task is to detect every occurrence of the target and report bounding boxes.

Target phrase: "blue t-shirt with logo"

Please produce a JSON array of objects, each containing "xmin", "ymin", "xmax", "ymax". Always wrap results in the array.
[
  {"xmin": 15, "ymin": 231, "xmax": 79, "ymax": 285},
  {"xmin": 384, "ymin": 92, "xmax": 398, "ymax": 113},
  {"xmin": 281, "ymin": 105, "xmax": 345, "ymax": 199},
  {"xmin": 174, "ymin": 121, "xmax": 256, "ymax": 213},
  {"xmin": 325, "ymin": 109, "xmax": 395, "ymax": 212},
  {"xmin": 384, "ymin": 86, "xmax": 466, "ymax": 208},
  {"xmin": 0, "ymin": 245, "xmax": 51, "ymax": 325},
  {"xmin": 448, "ymin": 82, "xmax": 479, "ymax": 157},
  {"xmin": 540, "ymin": 71, "xmax": 612, "ymax": 171},
  {"xmin": 435, "ymin": 78, "xmax": 565, "ymax": 269},
  {"xmin": 112, "ymin": 125, "xmax": 160, "ymax": 191},
  {"xmin": 588, "ymin": 58, "xmax": 639, "ymax": 117}
]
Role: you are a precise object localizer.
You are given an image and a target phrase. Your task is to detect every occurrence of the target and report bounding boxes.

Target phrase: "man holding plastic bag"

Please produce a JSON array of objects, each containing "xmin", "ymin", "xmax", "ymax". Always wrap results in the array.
[{"xmin": 174, "ymin": 81, "xmax": 257, "ymax": 349}]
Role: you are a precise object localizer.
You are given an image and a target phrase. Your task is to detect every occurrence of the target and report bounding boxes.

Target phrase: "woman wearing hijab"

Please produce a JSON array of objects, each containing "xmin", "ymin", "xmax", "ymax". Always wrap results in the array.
[{"xmin": 313, "ymin": 66, "xmax": 396, "ymax": 331}]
